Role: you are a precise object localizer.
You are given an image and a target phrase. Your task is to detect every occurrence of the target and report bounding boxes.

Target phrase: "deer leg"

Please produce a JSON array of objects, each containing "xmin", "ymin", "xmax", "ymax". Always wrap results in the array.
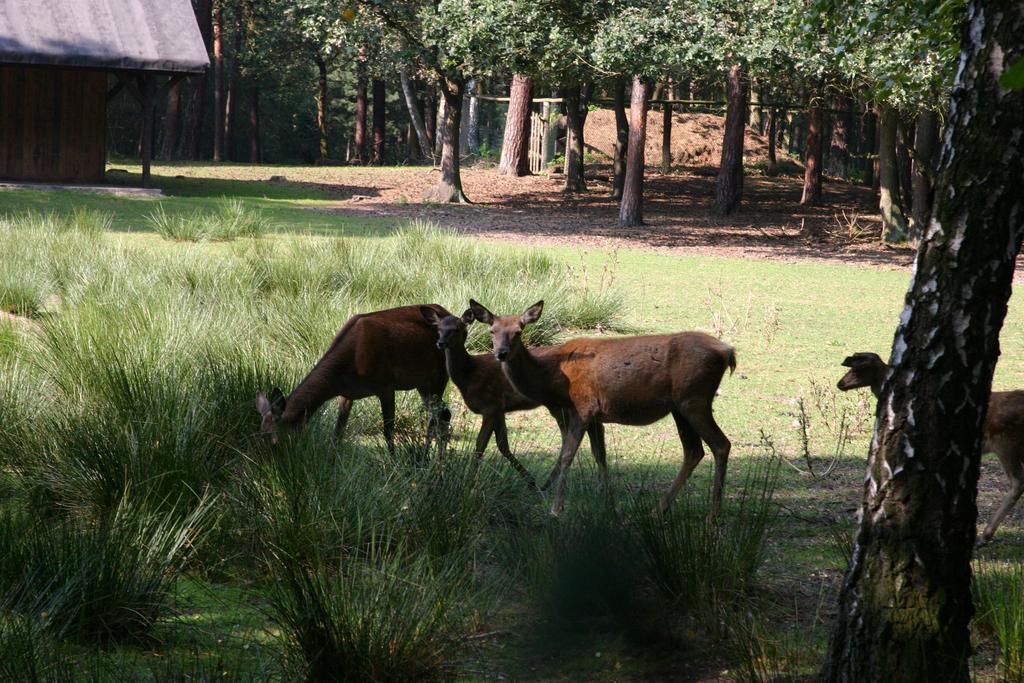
[
  {"xmin": 494, "ymin": 413, "xmax": 539, "ymax": 490},
  {"xmin": 980, "ymin": 444, "xmax": 1024, "ymax": 545},
  {"xmin": 550, "ymin": 417, "xmax": 587, "ymax": 517},
  {"xmin": 334, "ymin": 396, "xmax": 354, "ymax": 439},
  {"xmin": 587, "ymin": 421, "xmax": 609, "ymax": 490},
  {"xmin": 379, "ymin": 392, "xmax": 396, "ymax": 455},
  {"xmin": 474, "ymin": 413, "xmax": 496, "ymax": 457},
  {"xmin": 681, "ymin": 403, "xmax": 731, "ymax": 520},
  {"xmin": 419, "ymin": 390, "xmax": 451, "ymax": 461},
  {"xmin": 655, "ymin": 410, "xmax": 706, "ymax": 515},
  {"xmin": 541, "ymin": 414, "xmax": 569, "ymax": 491}
]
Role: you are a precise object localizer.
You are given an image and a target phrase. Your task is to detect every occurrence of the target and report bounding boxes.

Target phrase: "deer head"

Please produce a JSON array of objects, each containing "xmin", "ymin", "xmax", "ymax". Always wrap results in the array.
[
  {"xmin": 469, "ymin": 299, "xmax": 543, "ymax": 361},
  {"xmin": 255, "ymin": 387, "xmax": 287, "ymax": 443},
  {"xmin": 420, "ymin": 306, "xmax": 475, "ymax": 350},
  {"xmin": 837, "ymin": 352, "xmax": 887, "ymax": 397}
]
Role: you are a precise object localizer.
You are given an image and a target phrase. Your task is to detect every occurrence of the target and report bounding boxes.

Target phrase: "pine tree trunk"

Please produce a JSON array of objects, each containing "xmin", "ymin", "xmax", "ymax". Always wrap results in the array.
[
  {"xmin": 897, "ymin": 126, "xmax": 914, "ymax": 217},
  {"xmin": 212, "ymin": 0, "xmax": 223, "ymax": 161},
  {"xmin": 829, "ymin": 93, "xmax": 853, "ymax": 177},
  {"xmin": 910, "ymin": 109, "xmax": 940, "ymax": 245},
  {"xmin": 878, "ymin": 103, "xmax": 909, "ymax": 242},
  {"xmin": 800, "ymin": 101, "xmax": 824, "ymax": 205},
  {"xmin": 863, "ymin": 103, "xmax": 877, "ymax": 188},
  {"xmin": 159, "ymin": 81, "xmax": 180, "ymax": 160},
  {"xmin": 354, "ymin": 70, "xmax": 368, "ymax": 164},
  {"xmin": 372, "ymin": 78, "xmax": 385, "ymax": 164},
  {"xmin": 714, "ymin": 62, "xmax": 748, "ymax": 215},
  {"xmin": 822, "ymin": 5, "xmax": 1024, "ymax": 680},
  {"xmin": 425, "ymin": 93, "xmax": 437, "ymax": 153},
  {"xmin": 610, "ymin": 78, "xmax": 629, "ymax": 199},
  {"xmin": 399, "ymin": 68, "xmax": 432, "ymax": 161},
  {"xmin": 178, "ymin": 0, "xmax": 211, "ymax": 159},
  {"xmin": 224, "ymin": 10, "xmax": 242, "ymax": 161},
  {"xmin": 498, "ymin": 74, "xmax": 533, "ymax": 176},
  {"xmin": 563, "ymin": 85, "xmax": 587, "ymax": 193},
  {"xmin": 466, "ymin": 78, "xmax": 480, "ymax": 154},
  {"xmin": 766, "ymin": 108, "xmax": 778, "ymax": 176},
  {"xmin": 248, "ymin": 86, "xmax": 260, "ymax": 163},
  {"xmin": 316, "ymin": 56, "xmax": 330, "ymax": 162},
  {"xmin": 618, "ymin": 76, "xmax": 649, "ymax": 227},
  {"xmin": 423, "ymin": 77, "xmax": 469, "ymax": 204}
]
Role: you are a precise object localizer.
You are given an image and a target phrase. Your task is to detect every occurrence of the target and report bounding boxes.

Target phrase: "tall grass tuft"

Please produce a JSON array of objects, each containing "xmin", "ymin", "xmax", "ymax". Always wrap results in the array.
[
  {"xmin": 147, "ymin": 199, "xmax": 270, "ymax": 242},
  {"xmin": 0, "ymin": 496, "xmax": 209, "ymax": 644},
  {"xmin": 632, "ymin": 458, "xmax": 779, "ymax": 626},
  {"xmin": 0, "ymin": 613, "xmax": 79, "ymax": 683},
  {"xmin": 973, "ymin": 561, "xmax": 1024, "ymax": 682}
]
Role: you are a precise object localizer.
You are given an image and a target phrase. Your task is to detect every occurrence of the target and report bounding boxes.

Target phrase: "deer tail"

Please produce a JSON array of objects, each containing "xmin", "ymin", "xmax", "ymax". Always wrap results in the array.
[{"xmin": 722, "ymin": 345, "xmax": 737, "ymax": 376}]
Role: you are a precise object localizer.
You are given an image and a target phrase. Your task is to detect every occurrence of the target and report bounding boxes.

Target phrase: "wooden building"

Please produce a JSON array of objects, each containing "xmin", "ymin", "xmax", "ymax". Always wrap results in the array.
[{"xmin": 0, "ymin": 0, "xmax": 208, "ymax": 185}]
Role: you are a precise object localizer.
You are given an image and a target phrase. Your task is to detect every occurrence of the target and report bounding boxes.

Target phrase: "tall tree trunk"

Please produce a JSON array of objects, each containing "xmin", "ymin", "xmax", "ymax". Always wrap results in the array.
[
  {"xmin": 910, "ymin": 109, "xmax": 940, "ymax": 246},
  {"xmin": 661, "ymin": 91, "xmax": 672, "ymax": 174},
  {"xmin": 466, "ymin": 78, "xmax": 480, "ymax": 154},
  {"xmin": 714, "ymin": 62, "xmax": 748, "ymax": 215},
  {"xmin": 562, "ymin": 85, "xmax": 587, "ymax": 193},
  {"xmin": 224, "ymin": 8, "xmax": 242, "ymax": 161},
  {"xmin": 897, "ymin": 125, "xmax": 915, "ymax": 216},
  {"xmin": 499, "ymin": 74, "xmax": 533, "ymax": 176},
  {"xmin": 862, "ymin": 103, "xmax": 877, "ymax": 188},
  {"xmin": 434, "ymin": 94, "xmax": 445, "ymax": 158},
  {"xmin": 822, "ymin": 5, "xmax": 1024, "ymax": 680},
  {"xmin": 399, "ymin": 68, "xmax": 432, "ymax": 162},
  {"xmin": 354, "ymin": 68, "xmax": 368, "ymax": 164},
  {"xmin": 178, "ymin": 0, "xmax": 212, "ymax": 159},
  {"xmin": 423, "ymin": 76, "xmax": 469, "ymax": 203},
  {"xmin": 801, "ymin": 100, "xmax": 824, "ymax": 205},
  {"xmin": 159, "ymin": 81, "xmax": 181, "ymax": 160},
  {"xmin": 878, "ymin": 103, "xmax": 909, "ymax": 242},
  {"xmin": 315, "ymin": 55, "xmax": 330, "ymax": 161},
  {"xmin": 618, "ymin": 76, "xmax": 650, "ymax": 227},
  {"xmin": 610, "ymin": 78, "xmax": 629, "ymax": 199},
  {"xmin": 372, "ymin": 78, "xmax": 386, "ymax": 164},
  {"xmin": 248, "ymin": 86, "xmax": 261, "ymax": 163},
  {"xmin": 212, "ymin": 0, "xmax": 224, "ymax": 161},
  {"xmin": 765, "ymin": 108, "xmax": 778, "ymax": 176},
  {"xmin": 424, "ymin": 92, "xmax": 437, "ymax": 153},
  {"xmin": 829, "ymin": 93, "xmax": 854, "ymax": 177}
]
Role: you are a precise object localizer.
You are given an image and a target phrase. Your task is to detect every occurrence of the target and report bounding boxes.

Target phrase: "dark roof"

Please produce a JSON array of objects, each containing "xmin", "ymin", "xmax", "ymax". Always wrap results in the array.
[{"xmin": 0, "ymin": 0, "xmax": 209, "ymax": 73}]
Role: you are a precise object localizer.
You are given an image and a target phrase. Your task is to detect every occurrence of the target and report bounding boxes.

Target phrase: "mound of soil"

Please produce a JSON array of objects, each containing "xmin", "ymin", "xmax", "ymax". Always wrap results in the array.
[{"xmin": 582, "ymin": 109, "xmax": 794, "ymax": 170}]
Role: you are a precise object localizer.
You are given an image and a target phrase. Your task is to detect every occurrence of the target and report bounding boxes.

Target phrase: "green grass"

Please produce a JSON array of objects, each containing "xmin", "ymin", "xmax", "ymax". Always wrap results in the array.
[{"xmin": 2, "ymin": 165, "xmax": 1024, "ymax": 680}]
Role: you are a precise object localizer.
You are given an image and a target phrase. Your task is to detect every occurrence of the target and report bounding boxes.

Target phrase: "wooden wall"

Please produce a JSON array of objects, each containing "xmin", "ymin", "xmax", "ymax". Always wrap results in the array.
[{"xmin": 0, "ymin": 66, "xmax": 107, "ymax": 183}]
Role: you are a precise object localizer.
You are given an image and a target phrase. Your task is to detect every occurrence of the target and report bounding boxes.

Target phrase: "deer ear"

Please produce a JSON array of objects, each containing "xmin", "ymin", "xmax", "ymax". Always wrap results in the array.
[
  {"xmin": 520, "ymin": 300, "xmax": 544, "ymax": 326},
  {"xmin": 840, "ymin": 355, "xmax": 858, "ymax": 368},
  {"xmin": 468, "ymin": 299, "xmax": 494, "ymax": 325},
  {"xmin": 256, "ymin": 392, "xmax": 271, "ymax": 416},
  {"xmin": 461, "ymin": 309, "xmax": 475, "ymax": 325},
  {"xmin": 420, "ymin": 306, "xmax": 442, "ymax": 327}
]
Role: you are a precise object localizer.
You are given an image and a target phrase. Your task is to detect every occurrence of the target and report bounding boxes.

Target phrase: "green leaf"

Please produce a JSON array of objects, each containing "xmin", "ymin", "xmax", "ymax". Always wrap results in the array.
[{"xmin": 1000, "ymin": 58, "xmax": 1024, "ymax": 91}]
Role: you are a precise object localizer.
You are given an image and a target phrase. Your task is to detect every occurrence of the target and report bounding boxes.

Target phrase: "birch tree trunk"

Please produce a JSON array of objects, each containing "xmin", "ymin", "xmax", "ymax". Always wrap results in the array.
[
  {"xmin": 618, "ymin": 76, "xmax": 649, "ymax": 227},
  {"xmin": 822, "ymin": 5, "xmax": 1024, "ymax": 681},
  {"xmin": 498, "ymin": 74, "xmax": 533, "ymax": 176}
]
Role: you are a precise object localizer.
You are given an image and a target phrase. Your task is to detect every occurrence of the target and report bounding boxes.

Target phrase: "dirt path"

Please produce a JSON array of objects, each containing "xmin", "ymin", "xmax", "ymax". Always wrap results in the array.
[{"xmin": 313, "ymin": 165, "xmax": 916, "ymax": 271}]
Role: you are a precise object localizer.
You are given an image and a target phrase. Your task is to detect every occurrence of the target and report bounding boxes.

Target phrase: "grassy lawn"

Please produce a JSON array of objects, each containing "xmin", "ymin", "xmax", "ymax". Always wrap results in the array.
[{"xmin": 1, "ymin": 165, "xmax": 1022, "ymax": 681}]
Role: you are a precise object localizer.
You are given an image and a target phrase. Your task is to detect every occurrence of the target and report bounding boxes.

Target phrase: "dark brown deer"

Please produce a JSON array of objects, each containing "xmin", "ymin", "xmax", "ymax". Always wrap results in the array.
[
  {"xmin": 469, "ymin": 299, "xmax": 736, "ymax": 517},
  {"xmin": 838, "ymin": 352, "xmax": 1024, "ymax": 545},
  {"xmin": 419, "ymin": 306, "xmax": 605, "ymax": 489},
  {"xmin": 256, "ymin": 304, "xmax": 451, "ymax": 454}
]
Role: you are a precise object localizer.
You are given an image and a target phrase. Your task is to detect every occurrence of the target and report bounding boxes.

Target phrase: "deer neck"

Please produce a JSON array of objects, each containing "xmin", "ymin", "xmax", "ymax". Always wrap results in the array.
[
  {"xmin": 443, "ymin": 343, "xmax": 474, "ymax": 388},
  {"xmin": 281, "ymin": 368, "xmax": 337, "ymax": 428},
  {"xmin": 501, "ymin": 342, "xmax": 556, "ymax": 405}
]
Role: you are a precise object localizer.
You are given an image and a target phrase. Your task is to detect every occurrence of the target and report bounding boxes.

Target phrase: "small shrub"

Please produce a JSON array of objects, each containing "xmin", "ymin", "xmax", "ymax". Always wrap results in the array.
[{"xmin": 0, "ymin": 496, "xmax": 209, "ymax": 644}]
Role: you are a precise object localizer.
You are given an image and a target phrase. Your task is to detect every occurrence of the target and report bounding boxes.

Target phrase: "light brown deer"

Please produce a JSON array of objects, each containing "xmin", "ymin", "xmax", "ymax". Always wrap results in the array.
[
  {"xmin": 469, "ymin": 299, "xmax": 736, "ymax": 517},
  {"xmin": 419, "ymin": 306, "xmax": 605, "ymax": 489},
  {"xmin": 838, "ymin": 352, "xmax": 1024, "ymax": 545},
  {"xmin": 256, "ymin": 304, "xmax": 451, "ymax": 454}
]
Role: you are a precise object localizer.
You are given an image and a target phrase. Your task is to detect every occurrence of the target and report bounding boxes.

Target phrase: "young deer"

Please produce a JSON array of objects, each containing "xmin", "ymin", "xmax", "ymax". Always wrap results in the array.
[
  {"xmin": 469, "ymin": 299, "xmax": 736, "ymax": 517},
  {"xmin": 256, "ymin": 304, "xmax": 451, "ymax": 454},
  {"xmin": 838, "ymin": 352, "xmax": 1024, "ymax": 545},
  {"xmin": 419, "ymin": 306, "xmax": 605, "ymax": 489}
]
